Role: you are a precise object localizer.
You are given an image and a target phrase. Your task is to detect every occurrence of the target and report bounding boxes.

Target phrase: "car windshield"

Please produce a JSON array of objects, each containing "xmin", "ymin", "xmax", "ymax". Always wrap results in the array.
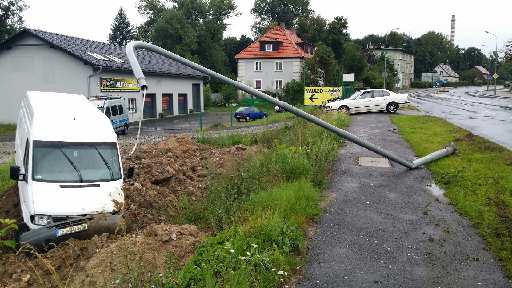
[
  {"xmin": 32, "ymin": 141, "xmax": 122, "ymax": 183},
  {"xmin": 348, "ymin": 91, "xmax": 363, "ymax": 100},
  {"xmin": 236, "ymin": 107, "xmax": 250, "ymax": 113}
]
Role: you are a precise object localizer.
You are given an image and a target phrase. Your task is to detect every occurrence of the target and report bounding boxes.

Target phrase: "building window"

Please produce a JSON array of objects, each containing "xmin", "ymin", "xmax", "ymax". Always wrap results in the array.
[
  {"xmin": 275, "ymin": 61, "xmax": 283, "ymax": 71},
  {"xmin": 255, "ymin": 61, "xmax": 262, "ymax": 71},
  {"xmin": 128, "ymin": 98, "xmax": 137, "ymax": 113},
  {"xmin": 274, "ymin": 79, "xmax": 283, "ymax": 90},
  {"xmin": 265, "ymin": 43, "xmax": 273, "ymax": 51},
  {"xmin": 255, "ymin": 79, "xmax": 262, "ymax": 90}
]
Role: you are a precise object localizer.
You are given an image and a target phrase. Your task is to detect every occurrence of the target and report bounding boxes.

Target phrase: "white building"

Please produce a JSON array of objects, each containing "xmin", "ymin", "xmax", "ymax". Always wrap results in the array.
[
  {"xmin": 373, "ymin": 48, "xmax": 415, "ymax": 89},
  {"xmin": 0, "ymin": 29, "xmax": 207, "ymax": 124},
  {"xmin": 235, "ymin": 25, "xmax": 313, "ymax": 94},
  {"xmin": 421, "ymin": 64, "xmax": 459, "ymax": 83}
]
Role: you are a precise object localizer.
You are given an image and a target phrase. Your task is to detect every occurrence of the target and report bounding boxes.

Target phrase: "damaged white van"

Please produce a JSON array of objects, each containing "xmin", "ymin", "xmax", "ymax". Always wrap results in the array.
[{"xmin": 10, "ymin": 91, "xmax": 128, "ymax": 248}]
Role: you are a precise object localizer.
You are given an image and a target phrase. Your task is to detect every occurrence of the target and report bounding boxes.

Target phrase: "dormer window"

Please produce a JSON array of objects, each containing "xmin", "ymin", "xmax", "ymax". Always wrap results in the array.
[{"xmin": 265, "ymin": 43, "xmax": 273, "ymax": 51}]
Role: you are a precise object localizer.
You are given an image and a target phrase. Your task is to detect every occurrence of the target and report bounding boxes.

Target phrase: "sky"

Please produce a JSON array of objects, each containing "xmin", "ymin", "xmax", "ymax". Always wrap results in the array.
[{"xmin": 22, "ymin": 0, "xmax": 511, "ymax": 54}]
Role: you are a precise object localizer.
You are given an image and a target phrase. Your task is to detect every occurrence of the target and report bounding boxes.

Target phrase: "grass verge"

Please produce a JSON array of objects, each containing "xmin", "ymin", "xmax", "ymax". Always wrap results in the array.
[
  {"xmin": 0, "ymin": 160, "xmax": 15, "ymax": 195},
  {"xmin": 165, "ymin": 111, "xmax": 349, "ymax": 286},
  {"xmin": 0, "ymin": 124, "xmax": 15, "ymax": 136},
  {"xmin": 391, "ymin": 115, "xmax": 512, "ymax": 278}
]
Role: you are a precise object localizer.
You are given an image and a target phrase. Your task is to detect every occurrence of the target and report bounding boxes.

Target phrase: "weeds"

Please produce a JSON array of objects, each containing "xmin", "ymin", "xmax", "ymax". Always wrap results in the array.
[
  {"xmin": 0, "ymin": 219, "xmax": 17, "ymax": 250},
  {"xmin": 165, "ymin": 111, "xmax": 349, "ymax": 286},
  {"xmin": 0, "ymin": 160, "xmax": 15, "ymax": 195}
]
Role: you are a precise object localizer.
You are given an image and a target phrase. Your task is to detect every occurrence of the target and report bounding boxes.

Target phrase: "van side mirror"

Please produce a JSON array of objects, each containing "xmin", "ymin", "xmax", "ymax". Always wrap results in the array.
[
  {"xmin": 125, "ymin": 167, "xmax": 135, "ymax": 180},
  {"xmin": 10, "ymin": 166, "xmax": 25, "ymax": 181}
]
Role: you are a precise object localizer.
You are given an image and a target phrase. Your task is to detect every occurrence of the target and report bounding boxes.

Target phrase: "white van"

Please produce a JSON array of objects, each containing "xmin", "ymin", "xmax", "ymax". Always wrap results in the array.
[
  {"xmin": 90, "ymin": 97, "xmax": 130, "ymax": 135},
  {"xmin": 10, "ymin": 91, "xmax": 128, "ymax": 247}
]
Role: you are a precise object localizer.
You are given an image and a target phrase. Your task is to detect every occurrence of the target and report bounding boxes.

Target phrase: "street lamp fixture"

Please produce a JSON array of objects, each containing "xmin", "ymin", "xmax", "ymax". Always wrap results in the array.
[
  {"xmin": 384, "ymin": 28, "xmax": 399, "ymax": 90},
  {"xmin": 485, "ymin": 30, "xmax": 498, "ymax": 95}
]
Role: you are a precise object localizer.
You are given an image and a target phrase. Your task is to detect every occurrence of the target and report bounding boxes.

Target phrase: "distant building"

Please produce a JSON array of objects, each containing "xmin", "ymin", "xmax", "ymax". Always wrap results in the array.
[
  {"xmin": 372, "ymin": 48, "xmax": 414, "ymax": 89},
  {"xmin": 473, "ymin": 66, "xmax": 491, "ymax": 82},
  {"xmin": 435, "ymin": 64, "xmax": 460, "ymax": 82},
  {"xmin": 235, "ymin": 25, "xmax": 313, "ymax": 94}
]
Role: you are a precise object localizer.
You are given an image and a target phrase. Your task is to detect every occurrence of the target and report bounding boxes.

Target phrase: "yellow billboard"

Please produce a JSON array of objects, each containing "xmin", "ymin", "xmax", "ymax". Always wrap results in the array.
[{"xmin": 304, "ymin": 87, "xmax": 342, "ymax": 106}]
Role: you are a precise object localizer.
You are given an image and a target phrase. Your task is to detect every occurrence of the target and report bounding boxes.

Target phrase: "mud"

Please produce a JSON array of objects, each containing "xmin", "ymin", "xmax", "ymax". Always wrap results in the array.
[{"xmin": 0, "ymin": 135, "xmax": 252, "ymax": 287}]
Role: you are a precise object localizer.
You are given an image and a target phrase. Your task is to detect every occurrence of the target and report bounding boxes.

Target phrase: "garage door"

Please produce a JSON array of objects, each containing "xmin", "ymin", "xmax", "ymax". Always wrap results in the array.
[
  {"xmin": 143, "ymin": 93, "xmax": 156, "ymax": 119},
  {"xmin": 162, "ymin": 93, "xmax": 173, "ymax": 116},
  {"xmin": 192, "ymin": 84, "xmax": 201, "ymax": 112},
  {"xmin": 178, "ymin": 93, "xmax": 188, "ymax": 115}
]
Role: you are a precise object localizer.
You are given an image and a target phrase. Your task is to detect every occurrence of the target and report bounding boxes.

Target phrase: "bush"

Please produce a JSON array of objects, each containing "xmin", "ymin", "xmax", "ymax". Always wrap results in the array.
[
  {"xmin": 281, "ymin": 80, "xmax": 305, "ymax": 105},
  {"xmin": 411, "ymin": 81, "xmax": 432, "ymax": 88},
  {"xmin": 220, "ymin": 85, "xmax": 238, "ymax": 105}
]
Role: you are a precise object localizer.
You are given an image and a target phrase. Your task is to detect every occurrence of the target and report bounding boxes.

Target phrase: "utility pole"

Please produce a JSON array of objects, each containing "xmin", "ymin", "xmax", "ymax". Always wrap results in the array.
[
  {"xmin": 485, "ymin": 31, "xmax": 498, "ymax": 95},
  {"xmin": 384, "ymin": 28, "xmax": 399, "ymax": 90}
]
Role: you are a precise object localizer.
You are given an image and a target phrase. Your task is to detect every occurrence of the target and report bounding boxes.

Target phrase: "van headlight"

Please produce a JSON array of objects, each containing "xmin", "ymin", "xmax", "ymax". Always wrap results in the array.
[{"xmin": 33, "ymin": 215, "xmax": 53, "ymax": 226}]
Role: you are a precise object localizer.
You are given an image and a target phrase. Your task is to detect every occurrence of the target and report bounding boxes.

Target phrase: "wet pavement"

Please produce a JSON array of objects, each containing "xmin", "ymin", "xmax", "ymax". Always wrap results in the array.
[
  {"xmin": 298, "ymin": 113, "xmax": 509, "ymax": 287},
  {"xmin": 408, "ymin": 86, "xmax": 512, "ymax": 150}
]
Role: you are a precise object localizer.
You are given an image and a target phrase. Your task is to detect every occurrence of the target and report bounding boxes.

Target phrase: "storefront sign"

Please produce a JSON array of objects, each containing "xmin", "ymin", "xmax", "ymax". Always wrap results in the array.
[
  {"xmin": 304, "ymin": 87, "xmax": 342, "ymax": 105},
  {"xmin": 100, "ymin": 77, "xmax": 140, "ymax": 92}
]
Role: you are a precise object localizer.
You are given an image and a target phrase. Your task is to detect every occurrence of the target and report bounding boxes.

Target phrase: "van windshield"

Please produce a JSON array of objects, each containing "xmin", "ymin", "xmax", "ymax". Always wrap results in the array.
[{"xmin": 32, "ymin": 141, "xmax": 122, "ymax": 183}]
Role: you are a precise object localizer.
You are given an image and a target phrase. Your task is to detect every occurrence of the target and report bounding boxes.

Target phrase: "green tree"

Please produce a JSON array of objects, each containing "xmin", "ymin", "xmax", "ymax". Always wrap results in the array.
[
  {"xmin": 0, "ymin": 0, "xmax": 27, "ymax": 42},
  {"xmin": 360, "ymin": 34, "xmax": 385, "ymax": 49},
  {"xmin": 362, "ymin": 54, "xmax": 398, "ymax": 90},
  {"xmin": 223, "ymin": 35, "xmax": 253, "ymax": 76},
  {"xmin": 341, "ymin": 42, "xmax": 367, "ymax": 80},
  {"xmin": 413, "ymin": 31, "xmax": 453, "ymax": 78},
  {"xmin": 109, "ymin": 7, "xmax": 135, "ymax": 46},
  {"xmin": 251, "ymin": 0, "xmax": 311, "ymax": 36},
  {"xmin": 282, "ymin": 79, "xmax": 305, "ymax": 105},
  {"xmin": 138, "ymin": 0, "xmax": 237, "ymax": 75},
  {"xmin": 305, "ymin": 43, "xmax": 338, "ymax": 86},
  {"xmin": 325, "ymin": 16, "xmax": 349, "ymax": 63},
  {"xmin": 460, "ymin": 68, "xmax": 481, "ymax": 84},
  {"xmin": 504, "ymin": 40, "xmax": 511, "ymax": 61},
  {"xmin": 296, "ymin": 13, "xmax": 327, "ymax": 45}
]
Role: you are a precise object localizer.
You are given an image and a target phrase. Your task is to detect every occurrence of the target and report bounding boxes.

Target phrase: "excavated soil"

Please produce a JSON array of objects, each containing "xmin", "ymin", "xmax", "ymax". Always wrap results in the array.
[{"xmin": 0, "ymin": 136, "xmax": 252, "ymax": 287}]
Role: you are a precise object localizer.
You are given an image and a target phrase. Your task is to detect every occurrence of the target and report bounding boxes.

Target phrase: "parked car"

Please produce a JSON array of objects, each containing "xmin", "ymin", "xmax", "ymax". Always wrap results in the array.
[
  {"xmin": 324, "ymin": 89, "xmax": 409, "ymax": 114},
  {"xmin": 90, "ymin": 97, "xmax": 129, "ymax": 135},
  {"xmin": 234, "ymin": 106, "xmax": 268, "ymax": 121}
]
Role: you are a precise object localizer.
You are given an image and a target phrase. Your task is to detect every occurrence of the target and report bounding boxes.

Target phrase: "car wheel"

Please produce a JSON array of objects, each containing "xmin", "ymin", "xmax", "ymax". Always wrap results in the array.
[
  {"xmin": 386, "ymin": 102, "xmax": 399, "ymax": 113},
  {"xmin": 338, "ymin": 105, "xmax": 350, "ymax": 114},
  {"xmin": 246, "ymin": 116, "xmax": 251, "ymax": 122},
  {"xmin": 236, "ymin": 118, "xmax": 241, "ymax": 122}
]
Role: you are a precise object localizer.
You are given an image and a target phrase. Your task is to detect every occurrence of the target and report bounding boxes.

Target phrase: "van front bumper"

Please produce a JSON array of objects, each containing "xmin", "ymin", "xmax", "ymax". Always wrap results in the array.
[{"xmin": 18, "ymin": 213, "xmax": 124, "ymax": 249}]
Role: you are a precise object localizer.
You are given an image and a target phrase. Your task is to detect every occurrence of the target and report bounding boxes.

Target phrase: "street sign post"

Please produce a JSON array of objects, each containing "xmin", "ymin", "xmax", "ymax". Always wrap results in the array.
[
  {"xmin": 493, "ymin": 73, "xmax": 499, "ymax": 80},
  {"xmin": 304, "ymin": 87, "xmax": 342, "ymax": 106}
]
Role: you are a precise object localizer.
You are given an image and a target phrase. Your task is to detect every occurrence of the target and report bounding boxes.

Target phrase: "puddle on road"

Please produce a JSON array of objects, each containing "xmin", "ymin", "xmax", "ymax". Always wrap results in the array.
[{"xmin": 426, "ymin": 183, "xmax": 449, "ymax": 203}]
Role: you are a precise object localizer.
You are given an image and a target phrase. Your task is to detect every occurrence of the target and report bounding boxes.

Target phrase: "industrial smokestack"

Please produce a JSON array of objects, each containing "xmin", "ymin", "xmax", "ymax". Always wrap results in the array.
[{"xmin": 450, "ymin": 15, "xmax": 456, "ymax": 43}]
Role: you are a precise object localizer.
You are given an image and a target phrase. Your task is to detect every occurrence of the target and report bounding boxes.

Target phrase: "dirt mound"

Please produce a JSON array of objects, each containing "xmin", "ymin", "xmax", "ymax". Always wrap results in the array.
[
  {"xmin": 0, "ymin": 187, "xmax": 22, "ymax": 221},
  {"xmin": 121, "ymin": 136, "xmax": 249, "ymax": 231}
]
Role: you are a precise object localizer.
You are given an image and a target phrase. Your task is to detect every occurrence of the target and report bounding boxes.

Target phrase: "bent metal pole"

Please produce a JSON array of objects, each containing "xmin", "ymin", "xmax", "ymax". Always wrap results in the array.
[{"xmin": 125, "ymin": 41, "xmax": 455, "ymax": 169}]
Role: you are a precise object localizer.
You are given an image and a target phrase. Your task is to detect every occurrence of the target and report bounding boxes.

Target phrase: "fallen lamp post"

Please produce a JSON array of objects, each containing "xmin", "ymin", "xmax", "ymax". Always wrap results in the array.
[{"xmin": 125, "ymin": 41, "xmax": 455, "ymax": 169}]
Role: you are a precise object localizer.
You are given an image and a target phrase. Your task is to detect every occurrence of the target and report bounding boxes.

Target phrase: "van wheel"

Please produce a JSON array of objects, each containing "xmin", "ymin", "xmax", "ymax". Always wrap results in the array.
[
  {"xmin": 15, "ymin": 223, "xmax": 29, "ymax": 243},
  {"xmin": 386, "ymin": 102, "xmax": 399, "ymax": 113}
]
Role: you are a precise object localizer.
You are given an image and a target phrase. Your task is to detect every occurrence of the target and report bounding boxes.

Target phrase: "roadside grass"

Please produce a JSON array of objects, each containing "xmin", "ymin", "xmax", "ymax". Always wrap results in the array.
[
  {"xmin": 165, "ymin": 112, "xmax": 349, "ymax": 286},
  {"xmin": 0, "ymin": 160, "xmax": 15, "ymax": 195},
  {"xmin": 391, "ymin": 115, "xmax": 512, "ymax": 278},
  {"xmin": 205, "ymin": 106, "xmax": 316, "ymax": 132},
  {"xmin": 0, "ymin": 124, "xmax": 15, "ymax": 136}
]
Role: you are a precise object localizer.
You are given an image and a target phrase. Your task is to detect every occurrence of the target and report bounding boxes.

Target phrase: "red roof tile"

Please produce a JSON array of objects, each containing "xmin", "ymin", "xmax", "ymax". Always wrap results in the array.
[{"xmin": 235, "ymin": 26, "xmax": 313, "ymax": 59}]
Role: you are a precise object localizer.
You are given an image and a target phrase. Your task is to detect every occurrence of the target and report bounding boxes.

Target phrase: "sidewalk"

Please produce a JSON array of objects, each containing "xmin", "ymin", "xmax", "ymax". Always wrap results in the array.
[{"xmin": 298, "ymin": 113, "xmax": 509, "ymax": 287}]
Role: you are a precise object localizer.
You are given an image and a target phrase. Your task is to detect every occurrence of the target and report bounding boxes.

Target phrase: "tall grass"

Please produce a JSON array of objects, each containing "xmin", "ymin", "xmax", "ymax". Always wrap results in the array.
[
  {"xmin": 0, "ymin": 160, "xmax": 15, "ymax": 195},
  {"xmin": 165, "ymin": 112, "xmax": 349, "ymax": 287}
]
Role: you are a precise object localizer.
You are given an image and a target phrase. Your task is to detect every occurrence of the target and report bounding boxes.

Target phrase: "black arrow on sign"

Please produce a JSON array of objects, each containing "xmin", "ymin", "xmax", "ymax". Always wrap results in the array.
[{"xmin": 309, "ymin": 94, "xmax": 318, "ymax": 102}]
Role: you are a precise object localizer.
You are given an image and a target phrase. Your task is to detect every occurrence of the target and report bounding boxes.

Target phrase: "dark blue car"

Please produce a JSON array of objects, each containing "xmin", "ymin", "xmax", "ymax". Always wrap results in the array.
[{"xmin": 234, "ymin": 106, "xmax": 268, "ymax": 122}]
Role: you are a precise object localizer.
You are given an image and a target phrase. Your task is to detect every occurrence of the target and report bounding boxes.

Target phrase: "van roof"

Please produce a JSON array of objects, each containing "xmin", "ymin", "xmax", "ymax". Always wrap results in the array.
[{"xmin": 27, "ymin": 91, "xmax": 117, "ymax": 143}]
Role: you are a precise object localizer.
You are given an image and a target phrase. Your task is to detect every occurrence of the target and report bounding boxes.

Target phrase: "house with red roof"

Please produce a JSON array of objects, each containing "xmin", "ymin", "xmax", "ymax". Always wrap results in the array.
[{"xmin": 235, "ymin": 25, "xmax": 314, "ymax": 93}]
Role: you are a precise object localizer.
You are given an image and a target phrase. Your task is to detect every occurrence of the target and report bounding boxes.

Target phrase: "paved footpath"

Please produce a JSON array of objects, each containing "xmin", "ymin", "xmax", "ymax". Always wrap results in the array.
[{"xmin": 298, "ymin": 113, "xmax": 510, "ymax": 288}]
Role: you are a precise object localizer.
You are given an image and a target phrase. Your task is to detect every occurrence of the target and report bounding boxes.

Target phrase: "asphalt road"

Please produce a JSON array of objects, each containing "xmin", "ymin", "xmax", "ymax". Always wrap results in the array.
[
  {"xmin": 298, "ymin": 113, "xmax": 509, "ymax": 287},
  {"xmin": 409, "ymin": 87, "xmax": 512, "ymax": 150}
]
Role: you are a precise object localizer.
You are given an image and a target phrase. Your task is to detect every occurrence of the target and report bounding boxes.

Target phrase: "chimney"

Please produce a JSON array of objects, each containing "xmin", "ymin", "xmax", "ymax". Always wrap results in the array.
[{"xmin": 450, "ymin": 15, "xmax": 456, "ymax": 44}]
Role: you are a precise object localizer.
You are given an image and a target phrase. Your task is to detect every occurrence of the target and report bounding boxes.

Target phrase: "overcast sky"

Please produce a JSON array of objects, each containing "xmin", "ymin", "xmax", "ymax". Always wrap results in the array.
[{"xmin": 23, "ymin": 0, "xmax": 511, "ymax": 54}]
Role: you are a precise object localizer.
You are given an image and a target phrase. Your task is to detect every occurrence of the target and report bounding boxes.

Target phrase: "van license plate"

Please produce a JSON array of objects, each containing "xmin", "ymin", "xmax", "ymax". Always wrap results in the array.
[{"xmin": 56, "ymin": 223, "xmax": 88, "ymax": 237}]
